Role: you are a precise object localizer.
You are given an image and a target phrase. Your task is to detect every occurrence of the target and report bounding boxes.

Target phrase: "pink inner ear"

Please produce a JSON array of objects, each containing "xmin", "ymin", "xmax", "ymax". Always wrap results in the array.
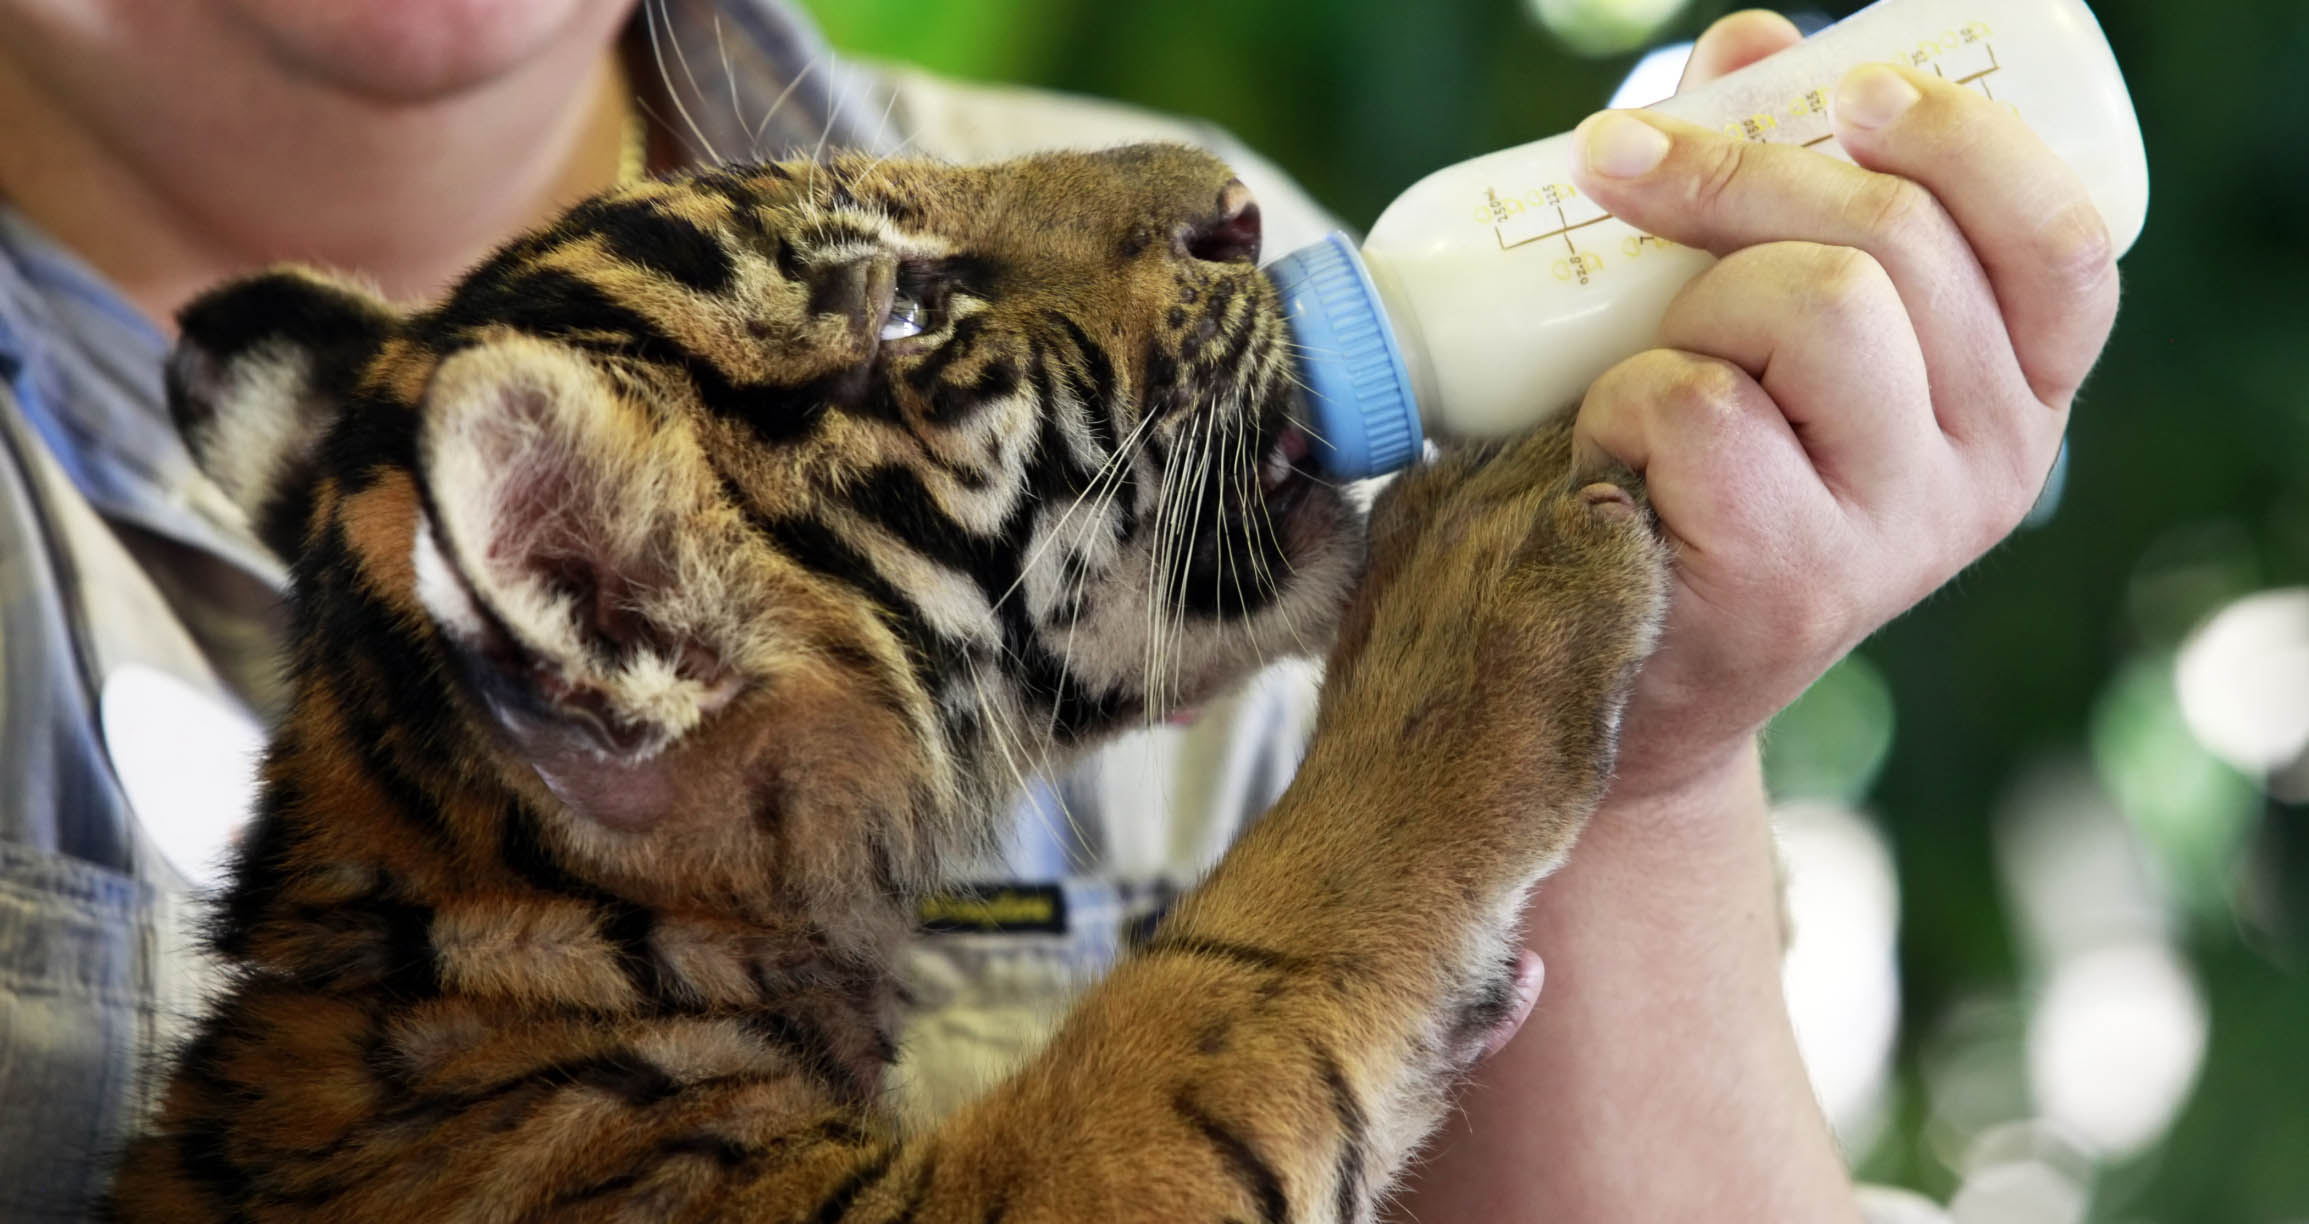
[
  {"xmin": 423, "ymin": 341, "xmax": 742, "ymax": 830},
  {"xmin": 463, "ymin": 380, "xmax": 696, "ymax": 668}
]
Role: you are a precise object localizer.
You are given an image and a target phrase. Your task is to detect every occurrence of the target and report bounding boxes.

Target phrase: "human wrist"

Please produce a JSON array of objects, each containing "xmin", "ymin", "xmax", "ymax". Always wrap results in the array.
[
  {"xmin": 1521, "ymin": 735, "xmax": 1779, "ymax": 942},
  {"xmin": 1598, "ymin": 728, "xmax": 1767, "ymax": 837}
]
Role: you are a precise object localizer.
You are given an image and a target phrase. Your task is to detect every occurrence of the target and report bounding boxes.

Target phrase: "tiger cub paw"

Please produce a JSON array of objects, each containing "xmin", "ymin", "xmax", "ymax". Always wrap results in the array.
[{"xmin": 1324, "ymin": 419, "xmax": 1671, "ymax": 819}]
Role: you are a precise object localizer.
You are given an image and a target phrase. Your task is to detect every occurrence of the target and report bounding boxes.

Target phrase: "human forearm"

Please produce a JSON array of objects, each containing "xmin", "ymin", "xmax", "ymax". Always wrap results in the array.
[{"xmin": 1390, "ymin": 741, "xmax": 1858, "ymax": 1222}]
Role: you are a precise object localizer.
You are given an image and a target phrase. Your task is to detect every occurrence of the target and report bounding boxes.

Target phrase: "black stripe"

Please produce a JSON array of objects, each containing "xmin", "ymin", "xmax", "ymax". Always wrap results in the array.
[
  {"xmin": 1317, "ymin": 1051, "xmax": 1369, "ymax": 1224},
  {"xmin": 558, "ymin": 1050, "xmax": 683, "ymax": 1106},
  {"xmin": 171, "ymin": 1120, "xmax": 257, "ymax": 1216},
  {"xmin": 413, "ymin": 1047, "xmax": 681, "ymax": 1116},
  {"xmin": 293, "ymin": 523, "xmax": 470, "ymax": 856},
  {"xmin": 845, "ymin": 465, "xmax": 1015, "ymax": 605},
  {"xmin": 374, "ymin": 893, "xmax": 441, "ymax": 998},
  {"xmin": 497, "ymin": 797, "xmax": 609, "ymax": 898},
  {"xmin": 601, "ymin": 902, "xmax": 687, "ymax": 1008},
  {"xmin": 1048, "ymin": 316, "xmax": 1130, "ymax": 476},
  {"xmin": 903, "ymin": 314, "xmax": 990, "ymax": 394},
  {"xmin": 174, "ymin": 270, "xmax": 391, "ymax": 372},
  {"xmin": 743, "ymin": 502, "xmax": 973, "ymax": 684},
  {"xmin": 784, "ymin": 1116, "xmax": 873, "ymax": 1151},
  {"xmin": 924, "ymin": 360, "xmax": 1017, "ymax": 428},
  {"xmin": 1051, "ymin": 314, "xmax": 1117, "ymax": 413},
  {"xmin": 251, "ymin": 478, "xmax": 319, "ymax": 563},
  {"xmin": 1139, "ymin": 346, "xmax": 1182, "ymax": 422},
  {"xmin": 548, "ymin": 1132, "xmax": 757, "ymax": 1207},
  {"xmin": 575, "ymin": 198, "xmax": 737, "ymax": 294},
  {"xmin": 427, "ymin": 268, "xmax": 830, "ymax": 448},
  {"xmin": 743, "ymin": 1009, "xmax": 861, "ymax": 1103},
  {"xmin": 885, "ymin": 1152, "xmax": 937, "ymax": 1224},
  {"xmin": 206, "ymin": 775, "xmax": 300, "ymax": 959},
  {"xmin": 1175, "ymin": 1092, "xmax": 1290, "ymax": 1224},
  {"xmin": 805, "ymin": 1147, "xmax": 897, "ymax": 1224},
  {"xmin": 1205, "ymin": 309, "xmax": 1261, "ymax": 376},
  {"xmin": 658, "ymin": 1133, "xmax": 756, "ymax": 1168},
  {"xmin": 1021, "ymin": 345, "xmax": 1124, "ymax": 537},
  {"xmin": 317, "ymin": 387, "xmax": 421, "ymax": 502},
  {"xmin": 1137, "ymin": 934, "xmax": 1311, "ymax": 977},
  {"xmin": 687, "ymin": 169, "xmax": 772, "ymax": 215},
  {"xmin": 773, "ymin": 234, "xmax": 809, "ymax": 281},
  {"xmin": 164, "ymin": 1026, "xmax": 259, "ymax": 1213}
]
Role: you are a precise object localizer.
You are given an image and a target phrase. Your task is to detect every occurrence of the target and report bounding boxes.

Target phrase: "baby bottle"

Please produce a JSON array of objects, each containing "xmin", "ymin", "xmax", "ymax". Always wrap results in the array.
[{"xmin": 1265, "ymin": 0, "xmax": 2150, "ymax": 480}]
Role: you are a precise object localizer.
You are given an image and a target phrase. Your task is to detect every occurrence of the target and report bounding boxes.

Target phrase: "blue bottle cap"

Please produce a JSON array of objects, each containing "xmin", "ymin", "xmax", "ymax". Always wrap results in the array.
[{"xmin": 1263, "ymin": 232, "xmax": 1423, "ymax": 480}]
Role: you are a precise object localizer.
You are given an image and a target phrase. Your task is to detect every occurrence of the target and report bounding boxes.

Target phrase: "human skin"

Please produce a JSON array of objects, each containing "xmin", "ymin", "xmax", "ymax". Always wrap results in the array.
[
  {"xmin": 1392, "ymin": 11, "xmax": 2117, "ymax": 1221},
  {"xmin": 0, "ymin": 0, "xmax": 641, "ymax": 323}
]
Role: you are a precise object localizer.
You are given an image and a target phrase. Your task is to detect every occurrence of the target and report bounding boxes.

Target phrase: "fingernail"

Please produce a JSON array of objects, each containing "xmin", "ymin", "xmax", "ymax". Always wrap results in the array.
[
  {"xmin": 1836, "ymin": 64, "xmax": 1922, "ymax": 129},
  {"xmin": 1580, "ymin": 112, "xmax": 1671, "ymax": 179}
]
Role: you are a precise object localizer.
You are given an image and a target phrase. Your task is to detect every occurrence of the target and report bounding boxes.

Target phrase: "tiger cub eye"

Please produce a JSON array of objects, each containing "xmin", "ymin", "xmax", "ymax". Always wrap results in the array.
[{"xmin": 879, "ymin": 292, "xmax": 927, "ymax": 341}]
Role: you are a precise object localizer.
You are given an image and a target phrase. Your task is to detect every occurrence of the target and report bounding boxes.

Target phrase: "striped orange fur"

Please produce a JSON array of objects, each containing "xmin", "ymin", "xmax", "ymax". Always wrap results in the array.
[{"xmin": 108, "ymin": 144, "xmax": 1669, "ymax": 1222}]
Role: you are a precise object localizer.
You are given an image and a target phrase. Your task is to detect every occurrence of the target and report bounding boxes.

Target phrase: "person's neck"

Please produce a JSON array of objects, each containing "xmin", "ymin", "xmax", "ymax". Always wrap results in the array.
[{"xmin": 0, "ymin": 7, "xmax": 638, "ymax": 330}]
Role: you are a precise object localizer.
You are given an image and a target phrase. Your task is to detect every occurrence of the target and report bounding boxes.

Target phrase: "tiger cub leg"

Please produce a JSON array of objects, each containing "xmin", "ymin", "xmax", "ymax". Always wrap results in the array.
[{"xmin": 728, "ymin": 422, "xmax": 1670, "ymax": 1222}]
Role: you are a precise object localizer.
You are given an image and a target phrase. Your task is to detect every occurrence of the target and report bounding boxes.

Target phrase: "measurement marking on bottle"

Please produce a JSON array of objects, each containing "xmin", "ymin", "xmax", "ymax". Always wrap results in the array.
[
  {"xmin": 1729, "ymin": 21, "xmax": 2007, "ymax": 147},
  {"xmin": 1485, "ymin": 187, "xmax": 1612, "ymax": 252},
  {"xmin": 1503, "ymin": 216, "xmax": 1607, "ymax": 251},
  {"xmin": 1467, "ymin": 20, "xmax": 2013, "ymax": 292},
  {"xmin": 1957, "ymin": 45, "xmax": 2001, "ymax": 100}
]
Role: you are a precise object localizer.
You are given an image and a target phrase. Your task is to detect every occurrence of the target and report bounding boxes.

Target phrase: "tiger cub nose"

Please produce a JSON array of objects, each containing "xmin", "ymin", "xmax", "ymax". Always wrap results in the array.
[{"xmin": 1178, "ymin": 180, "xmax": 1261, "ymax": 265}]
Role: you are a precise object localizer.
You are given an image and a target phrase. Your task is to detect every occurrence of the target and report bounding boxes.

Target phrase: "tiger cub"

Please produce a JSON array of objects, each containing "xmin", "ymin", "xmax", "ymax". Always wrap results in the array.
[{"xmin": 109, "ymin": 144, "xmax": 1667, "ymax": 1222}]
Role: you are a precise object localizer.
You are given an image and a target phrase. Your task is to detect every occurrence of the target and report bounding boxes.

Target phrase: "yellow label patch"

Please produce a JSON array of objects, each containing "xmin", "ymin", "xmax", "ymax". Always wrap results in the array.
[{"xmin": 917, "ymin": 883, "xmax": 1067, "ymax": 935}]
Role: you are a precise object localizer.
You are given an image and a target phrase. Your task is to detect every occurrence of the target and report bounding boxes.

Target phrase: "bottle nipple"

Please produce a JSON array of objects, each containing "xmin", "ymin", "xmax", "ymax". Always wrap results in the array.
[{"xmin": 1264, "ymin": 233, "xmax": 1421, "ymax": 479}]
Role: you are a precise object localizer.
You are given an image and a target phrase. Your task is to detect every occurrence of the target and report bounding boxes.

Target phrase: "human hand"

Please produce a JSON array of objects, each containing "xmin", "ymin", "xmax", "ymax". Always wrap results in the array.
[{"xmin": 1565, "ymin": 11, "xmax": 2121, "ymax": 800}]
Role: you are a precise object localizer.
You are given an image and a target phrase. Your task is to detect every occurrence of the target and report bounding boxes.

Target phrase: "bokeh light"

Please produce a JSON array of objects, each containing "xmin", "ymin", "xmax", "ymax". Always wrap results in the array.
[
  {"xmin": 1525, "ymin": 0, "xmax": 1692, "ymax": 57},
  {"xmin": 2089, "ymin": 655, "xmax": 2259, "ymax": 918},
  {"xmin": 1995, "ymin": 761, "xmax": 2210, "ymax": 1163},
  {"xmin": 2026, "ymin": 939, "xmax": 2208, "ymax": 1158},
  {"xmin": 2175, "ymin": 587, "xmax": 2309, "ymax": 797},
  {"xmin": 1778, "ymin": 801, "xmax": 1902, "ymax": 1147},
  {"xmin": 1948, "ymin": 1121, "xmax": 2095, "ymax": 1224},
  {"xmin": 1766, "ymin": 654, "xmax": 1897, "ymax": 805}
]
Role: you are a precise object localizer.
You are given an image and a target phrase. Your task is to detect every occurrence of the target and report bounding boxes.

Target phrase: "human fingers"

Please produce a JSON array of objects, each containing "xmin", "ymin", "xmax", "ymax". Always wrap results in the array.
[
  {"xmin": 1573, "ymin": 348, "xmax": 1840, "ymax": 601},
  {"xmin": 1827, "ymin": 62, "xmax": 2120, "ymax": 409},
  {"xmin": 1566, "ymin": 106, "xmax": 2027, "ymax": 448},
  {"xmin": 1574, "ymin": 348, "xmax": 1864, "ymax": 745},
  {"xmin": 1653, "ymin": 241, "xmax": 1941, "ymax": 517},
  {"xmin": 1678, "ymin": 10, "xmax": 1804, "ymax": 92}
]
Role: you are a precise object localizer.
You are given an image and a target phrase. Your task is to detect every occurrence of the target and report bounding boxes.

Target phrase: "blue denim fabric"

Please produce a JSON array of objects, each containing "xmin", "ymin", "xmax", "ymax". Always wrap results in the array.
[{"xmin": 0, "ymin": 353, "xmax": 150, "ymax": 1218}]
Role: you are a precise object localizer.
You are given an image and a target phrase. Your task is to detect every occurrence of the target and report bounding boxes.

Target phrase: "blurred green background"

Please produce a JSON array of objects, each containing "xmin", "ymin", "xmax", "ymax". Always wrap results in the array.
[{"xmin": 798, "ymin": 0, "xmax": 2308, "ymax": 1217}]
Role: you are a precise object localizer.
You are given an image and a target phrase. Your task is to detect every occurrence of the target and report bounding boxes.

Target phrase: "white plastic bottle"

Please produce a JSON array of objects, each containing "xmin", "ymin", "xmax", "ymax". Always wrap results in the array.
[{"xmin": 1265, "ymin": 0, "xmax": 2149, "ymax": 479}]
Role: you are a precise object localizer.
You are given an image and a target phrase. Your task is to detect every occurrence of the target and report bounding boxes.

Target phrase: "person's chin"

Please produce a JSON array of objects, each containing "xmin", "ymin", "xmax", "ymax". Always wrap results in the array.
[{"xmin": 221, "ymin": 0, "xmax": 629, "ymax": 102}]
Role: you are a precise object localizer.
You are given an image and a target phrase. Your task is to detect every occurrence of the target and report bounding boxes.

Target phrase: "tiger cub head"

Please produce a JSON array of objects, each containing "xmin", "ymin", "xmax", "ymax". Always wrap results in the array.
[{"xmin": 167, "ymin": 145, "xmax": 1356, "ymax": 888}]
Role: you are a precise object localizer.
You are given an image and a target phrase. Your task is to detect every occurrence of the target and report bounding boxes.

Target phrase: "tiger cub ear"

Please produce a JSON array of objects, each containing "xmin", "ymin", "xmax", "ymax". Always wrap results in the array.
[
  {"xmin": 166, "ymin": 268, "xmax": 400, "ymax": 558},
  {"xmin": 410, "ymin": 337, "xmax": 747, "ymax": 829}
]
